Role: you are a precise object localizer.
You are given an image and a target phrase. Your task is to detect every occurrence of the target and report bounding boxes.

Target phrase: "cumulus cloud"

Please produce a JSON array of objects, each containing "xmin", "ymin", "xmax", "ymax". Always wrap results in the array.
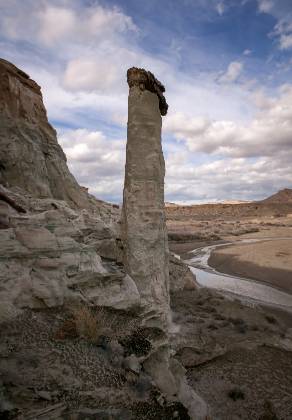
[
  {"xmin": 258, "ymin": 0, "xmax": 274, "ymax": 13},
  {"xmin": 38, "ymin": 6, "xmax": 76, "ymax": 46},
  {"xmin": 1, "ymin": 0, "xmax": 291, "ymax": 203},
  {"xmin": 273, "ymin": 21, "xmax": 292, "ymax": 50},
  {"xmin": 59, "ymin": 83, "xmax": 292, "ymax": 204},
  {"xmin": 58, "ymin": 129, "xmax": 125, "ymax": 202},
  {"xmin": 57, "ymin": 126, "xmax": 292, "ymax": 204},
  {"xmin": 279, "ymin": 34, "xmax": 292, "ymax": 49},
  {"xmin": 0, "ymin": 0, "xmax": 257, "ymax": 128},
  {"xmin": 0, "ymin": 2, "xmax": 137, "ymax": 47},
  {"xmin": 165, "ymin": 153, "xmax": 292, "ymax": 203},
  {"xmin": 257, "ymin": 0, "xmax": 292, "ymax": 50},
  {"xmin": 63, "ymin": 58, "xmax": 118, "ymax": 92},
  {"xmin": 164, "ymin": 85, "xmax": 292, "ymax": 158},
  {"xmin": 59, "ymin": 129, "xmax": 124, "ymax": 174},
  {"xmin": 216, "ymin": 2, "xmax": 225, "ymax": 16},
  {"xmin": 218, "ymin": 61, "xmax": 244, "ymax": 84}
]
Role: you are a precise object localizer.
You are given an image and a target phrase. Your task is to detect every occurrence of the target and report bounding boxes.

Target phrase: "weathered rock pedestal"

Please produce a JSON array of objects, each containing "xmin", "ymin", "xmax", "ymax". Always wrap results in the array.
[
  {"xmin": 121, "ymin": 67, "xmax": 170, "ymax": 331},
  {"xmin": 121, "ymin": 68, "xmax": 208, "ymax": 419}
]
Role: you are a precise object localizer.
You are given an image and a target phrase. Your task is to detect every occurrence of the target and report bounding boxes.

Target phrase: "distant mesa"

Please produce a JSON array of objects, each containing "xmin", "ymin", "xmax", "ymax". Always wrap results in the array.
[{"xmin": 165, "ymin": 189, "xmax": 292, "ymax": 207}]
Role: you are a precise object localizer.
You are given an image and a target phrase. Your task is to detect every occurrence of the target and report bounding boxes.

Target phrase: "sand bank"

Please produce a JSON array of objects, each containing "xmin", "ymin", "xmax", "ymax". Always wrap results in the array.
[{"xmin": 209, "ymin": 239, "xmax": 292, "ymax": 294}]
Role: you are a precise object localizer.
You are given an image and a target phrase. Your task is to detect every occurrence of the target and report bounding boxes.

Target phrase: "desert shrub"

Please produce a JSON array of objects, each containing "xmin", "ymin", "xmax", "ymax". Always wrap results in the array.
[
  {"xmin": 265, "ymin": 315, "xmax": 277, "ymax": 324},
  {"xmin": 168, "ymin": 232, "xmax": 204, "ymax": 242},
  {"xmin": 236, "ymin": 323, "xmax": 248, "ymax": 334},
  {"xmin": 207, "ymin": 323, "xmax": 218, "ymax": 330},
  {"xmin": 70, "ymin": 305, "xmax": 114, "ymax": 343},
  {"xmin": 214, "ymin": 313, "xmax": 226, "ymax": 321},
  {"xmin": 54, "ymin": 319, "xmax": 78, "ymax": 340},
  {"xmin": 259, "ymin": 400, "xmax": 279, "ymax": 420},
  {"xmin": 251, "ymin": 324, "xmax": 259, "ymax": 331},
  {"xmin": 201, "ymin": 305, "xmax": 216, "ymax": 313},
  {"xmin": 229, "ymin": 317, "xmax": 248, "ymax": 334},
  {"xmin": 120, "ymin": 328, "xmax": 152, "ymax": 357},
  {"xmin": 228, "ymin": 388, "xmax": 245, "ymax": 401}
]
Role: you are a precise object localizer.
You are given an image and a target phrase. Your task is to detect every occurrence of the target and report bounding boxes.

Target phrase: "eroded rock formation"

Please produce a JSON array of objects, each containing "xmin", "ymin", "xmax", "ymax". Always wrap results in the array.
[
  {"xmin": 121, "ymin": 68, "xmax": 207, "ymax": 419},
  {"xmin": 0, "ymin": 59, "xmax": 126, "ymax": 321},
  {"xmin": 0, "ymin": 60, "xmax": 207, "ymax": 419},
  {"xmin": 0, "ymin": 58, "xmax": 99, "ymax": 210},
  {"xmin": 121, "ymin": 67, "xmax": 170, "ymax": 331},
  {"xmin": 126, "ymin": 67, "xmax": 168, "ymax": 116}
]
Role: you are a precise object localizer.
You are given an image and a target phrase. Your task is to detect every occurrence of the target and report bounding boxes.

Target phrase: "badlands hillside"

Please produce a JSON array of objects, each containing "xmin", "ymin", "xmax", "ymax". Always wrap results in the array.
[
  {"xmin": 1, "ymin": 59, "xmax": 292, "ymax": 420},
  {"xmin": 261, "ymin": 188, "xmax": 292, "ymax": 204},
  {"xmin": 166, "ymin": 188, "xmax": 292, "ymax": 247}
]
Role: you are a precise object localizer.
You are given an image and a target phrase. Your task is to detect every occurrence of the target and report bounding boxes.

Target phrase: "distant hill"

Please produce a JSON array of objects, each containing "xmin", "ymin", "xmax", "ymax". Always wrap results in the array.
[
  {"xmin": 219, "ymin": 200, "xmax": 252, "ymax": 205},
  {"xmin": 261, "ymin": 188, "xmax": 292, "ymax": 204}
]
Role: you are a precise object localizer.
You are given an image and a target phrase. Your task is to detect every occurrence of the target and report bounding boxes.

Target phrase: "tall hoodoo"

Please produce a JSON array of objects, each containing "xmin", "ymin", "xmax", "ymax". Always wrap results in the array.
[
  {"xmin": 121, "ymin": 68, "xmax": 208, "ymax": 419},
  {"xmin": 121, "ymin": 67, "xmax": 170, "ymax": 330}
]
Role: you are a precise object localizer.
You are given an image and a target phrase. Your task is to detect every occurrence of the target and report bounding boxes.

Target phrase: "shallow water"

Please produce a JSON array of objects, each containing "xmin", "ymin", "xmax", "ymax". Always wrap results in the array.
[{"xmin": 186, "ymin": 238, "xmax": 292, "ymax": 311}]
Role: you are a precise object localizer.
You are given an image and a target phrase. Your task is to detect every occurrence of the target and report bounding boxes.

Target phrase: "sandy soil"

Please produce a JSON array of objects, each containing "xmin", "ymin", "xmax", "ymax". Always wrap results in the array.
[
  {"xmin": 209, "ymin": 238, "xmax": 292, "ymax": 293},
  {"xmin": 171, "ymin": 288, "xmax": 292, "ymax": 419},
  {"xmin": 168, "ymin": 214, "xmax": 292, "ymax": 294},
  {"xmin": 188, "ymin": 345, "xmax": 292, "ymax": 419},
  {"xmin": 167, "ymin": 202, "xmax": 292, "ymax": 418}
]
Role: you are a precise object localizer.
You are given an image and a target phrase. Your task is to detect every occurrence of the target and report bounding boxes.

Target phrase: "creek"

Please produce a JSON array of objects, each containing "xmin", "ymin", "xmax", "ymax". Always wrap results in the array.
[{"xmin": 186, "ymin": 238, "xmax": 292, "ymax": 311}]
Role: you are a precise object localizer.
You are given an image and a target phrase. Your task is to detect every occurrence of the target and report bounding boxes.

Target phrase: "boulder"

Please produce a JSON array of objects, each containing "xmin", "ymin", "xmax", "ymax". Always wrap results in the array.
[{"xmin": 169, "ymin": 254, "xmax": 197, "ymax": 292}]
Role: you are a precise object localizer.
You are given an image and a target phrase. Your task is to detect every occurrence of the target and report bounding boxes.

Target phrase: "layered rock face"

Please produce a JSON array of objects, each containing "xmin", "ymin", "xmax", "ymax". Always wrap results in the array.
[
  {"xmin": 121, "ymin": 67, "xmax": 170, "ymax": 330},
  {"xmin": 0, "ymin": 58, "xmax": 96, "ymax": 210},
  {"xmin": 0, "ymin": 185, "xmax": 140, "ymax": 323},
  {"xmin": 0, "ymin": 59, "xmax": 129, "ymax": 321}
]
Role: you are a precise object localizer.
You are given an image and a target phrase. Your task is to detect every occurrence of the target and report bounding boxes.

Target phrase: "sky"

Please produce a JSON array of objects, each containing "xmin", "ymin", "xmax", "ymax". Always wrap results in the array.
[{"xmin": 0, "ymin": 0, "xmax": 292, "ymax": 204}]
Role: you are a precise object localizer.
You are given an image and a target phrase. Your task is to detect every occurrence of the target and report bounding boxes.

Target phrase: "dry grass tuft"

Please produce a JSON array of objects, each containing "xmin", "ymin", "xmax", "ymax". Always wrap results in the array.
[
  {"xmin": 73, "ymin": 305, "xmax": 118, "ymax": 343},
  {"xmin": 71, "ymin": 305, "xmax": 101, "ymax": 343},
  {"xmin": 55, "ymin": 305, "xmax": 115, "ymax": 343},
  {"xmin": 54, "ymin": 318, "xmax": 77, "ymax": 340}
]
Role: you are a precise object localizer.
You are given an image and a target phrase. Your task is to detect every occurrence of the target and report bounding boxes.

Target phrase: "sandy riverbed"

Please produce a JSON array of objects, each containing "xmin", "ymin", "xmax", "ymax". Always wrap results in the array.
[{"xmin": 209, "ymin": 238, "xmax": 292, "ymax": 294}]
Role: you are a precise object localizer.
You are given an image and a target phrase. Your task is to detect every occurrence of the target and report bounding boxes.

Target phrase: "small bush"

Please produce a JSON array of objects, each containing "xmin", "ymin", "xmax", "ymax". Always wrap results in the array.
[
  {"xmin": 229, "ymin": 317, "xmax": 248, "ymax": 334},
  {"xmin": 228, "ymin": 388, "xmax": 245, "ymax": 401},
  {"xmin": 120, "ymin": 329, "xmax": 152, "ymax": 357},
  {"xmin": 72, "ymin": 306, "xmax": 101, "ymax": 343},
  {"xmin": 207, "ymin": 323, "xmax": 218, "ymax": 330},
  {"xmin": 265, "ymin": 315, "xmax": 277, "ymax": 324},
  {"xmin": 251, "ymin": 324, "xmax": 259, "ymax": 331},
  {"xmin": 214, "ymin": 313, "xmax": 226, "ymax": 321},
  {"xmin": 236, "ymin": 323, "xmax": 248, "ymax": 334},
  {"xmin": 55, "ymin": 306, "xmax": 114, "ymax": 344},
  {"xmin": 54, "ymin": 319, "xmax": 78, "ymax": 340},
  {"xmin": 259, "ymin": 400, "xmax": 279, "ymax": 420}
]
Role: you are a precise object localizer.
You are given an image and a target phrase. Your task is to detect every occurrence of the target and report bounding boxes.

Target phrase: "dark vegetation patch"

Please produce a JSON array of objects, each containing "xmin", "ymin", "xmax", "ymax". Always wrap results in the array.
[
  {"xmin": 133, "ymin": 391, "xmax": 190, "ymax": 420},
  {"xmin": 120, "ymin": 329, "xmax": 152, "ymax": 357},
  {"xmin": 265, "ymin": 315, "xmax": 278, "ymax": 325},
  {"xmin": 228, "ymin": 388, "xmax": 245, "ymax": 401},
  {"xmin": 229, "ymin": 317, "xmax": 248, "ymax": 334}
]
